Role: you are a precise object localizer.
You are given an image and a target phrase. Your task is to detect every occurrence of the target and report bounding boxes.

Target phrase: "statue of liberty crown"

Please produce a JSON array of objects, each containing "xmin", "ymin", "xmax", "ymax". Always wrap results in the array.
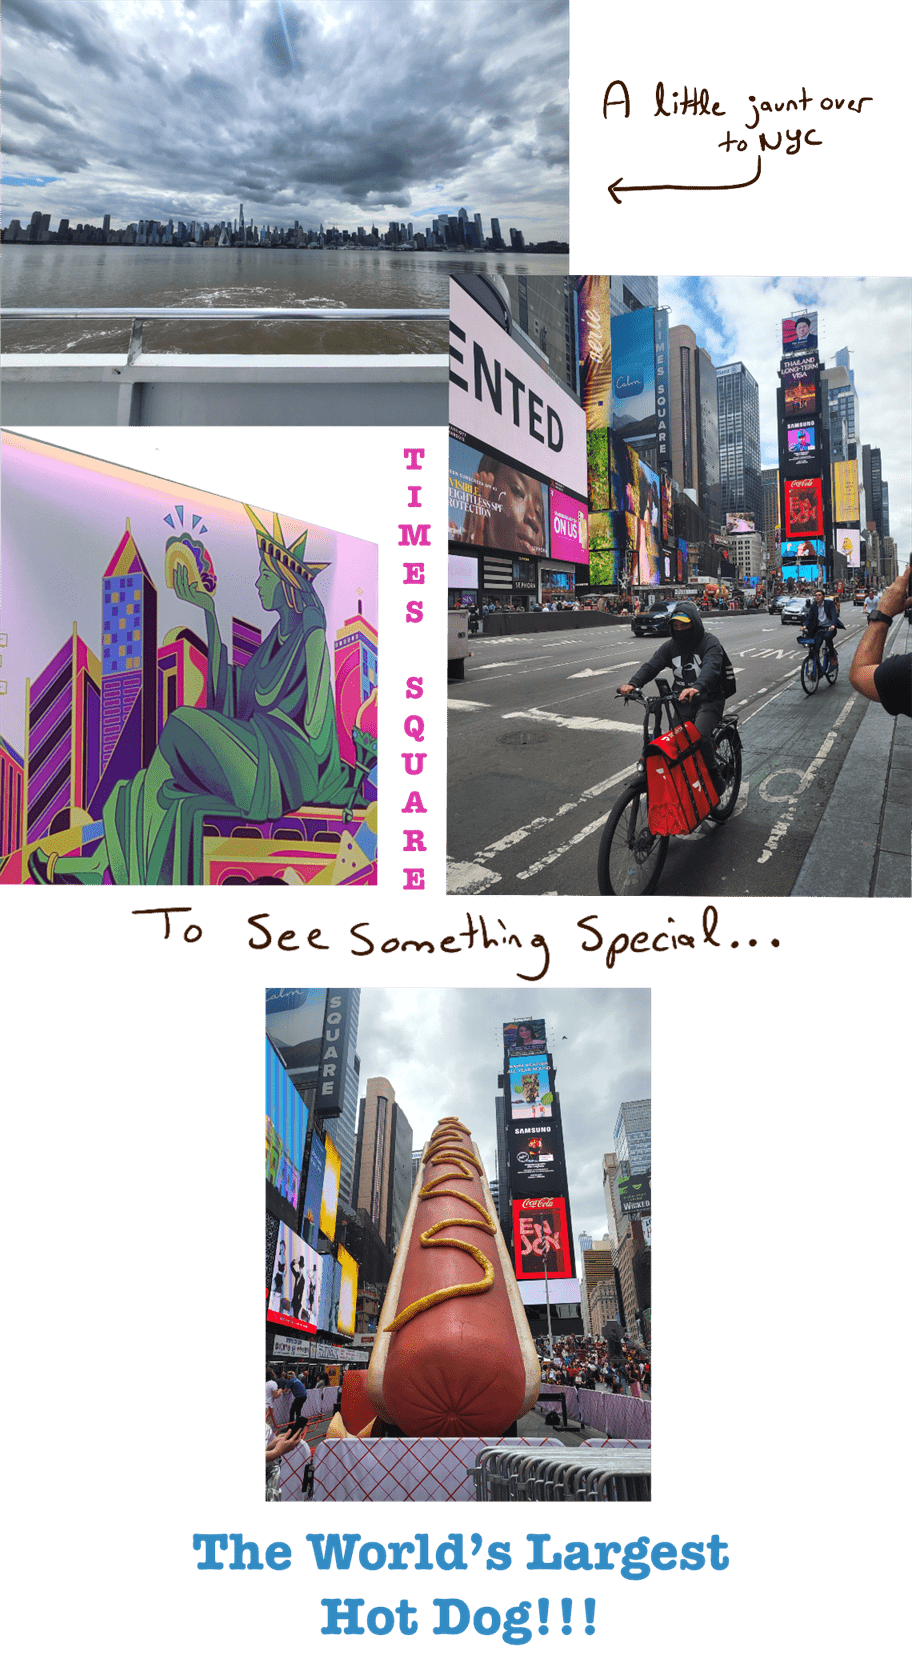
[{"xmin": 244, "ymin": 504, "xmax": 329, "ymax": 579}]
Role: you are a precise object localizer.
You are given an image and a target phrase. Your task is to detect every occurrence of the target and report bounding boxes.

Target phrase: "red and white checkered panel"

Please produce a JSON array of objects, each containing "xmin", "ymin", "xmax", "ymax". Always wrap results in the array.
[
  {"xmin": 577, "ymin": 1389, "xmax": 651, "ymax": 1438},
  {"xmin": 310, "ymin": 1437, "xmax": 564, "ymax": 1503},
  {"xmin": 581, "ymin": 1438, "xmax": 651, "ymax": 1449}
]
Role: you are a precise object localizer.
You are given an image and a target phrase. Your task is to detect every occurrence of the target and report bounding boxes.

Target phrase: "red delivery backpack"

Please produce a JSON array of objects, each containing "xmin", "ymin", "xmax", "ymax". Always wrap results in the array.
[{"xmin": 644, "ymin": 722, "xmax": 720, "ymax": 835}]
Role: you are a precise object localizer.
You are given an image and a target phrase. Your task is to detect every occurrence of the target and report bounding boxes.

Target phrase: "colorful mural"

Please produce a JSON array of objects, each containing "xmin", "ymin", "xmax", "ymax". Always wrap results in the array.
[{"xmin": 0, "ymin": 434, "xmax": 378, "ymax": 886}]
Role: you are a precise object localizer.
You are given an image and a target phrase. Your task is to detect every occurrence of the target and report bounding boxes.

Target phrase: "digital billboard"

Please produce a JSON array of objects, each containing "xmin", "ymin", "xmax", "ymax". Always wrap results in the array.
[
  {"xmin": 654, "ymin": 307, "xmax": 671, "ymax": 471},
  {"xmin": 508, "ymin": 1123, "xmax": 568, "ymax": 1196},
  {"xmin": 726, "ymin": 513, "xmax": 756, "ymax": 533},
  {"xmin": 508, "ymin": 1051, "xmax": 552, "ymax": 1119},
  {"xmin": 661, "ymin": 476, "xmax": 673, "ymax": 546},
  {"xmin": 836, "ymin": 528, "xmax": 861, "ymax": 567},
  {"xmin": 576, "ymin": 276, "xmax": 612, "ymax": 431},
  {"xmin": 781, "ymin": 538, "xmax": 825, "ymax": 579},
  {"xmin": 786, "ymin": 422, "xmax": 816, "ymax": 461},
  {"xmin": 336, "ymin": 1245, "xmax": 358, "ymax": 1337},
  {"xmin": 549, "ymin": 488, "xmax": 590, "ymax": 565},
  {"xmin": 833, "ymin": 461, "xmax": 860, "ymax": 523},
  {"xmin": 448, "ymin": 435, "xmax": 549, "ymax": 560},
  {"xmin": 512, "ymin": 1197, "xmax": 573, "ymax": 1280},
  {"xmin": 785, "ymin": 478, "xmax": 824, "ymax": 537},
  {"xmin": 611, "ymin": 307, "xmax": 657, "ymax": 442},
  {"xmin": 677, "ymin": 538, "xmax": 689, "ymax": 581},
  {"xmin": 449, "ymin": 280, "xmax": 587, "ymax": 498},
  {"xmin": 320, "ymin": 1135, "xmax": 341, "ymax": 1241},
  {"xmin": 503, "ymin": 1019, "xmax": 547, "ymax": 1053},
  {"xmin": 265, "ymin": 1035, "xmax": 308, "ymax": 1226},
  {"xmin": 588, "ymin": 510, "xmax": 625, "ymax": 587},
  {"xmin": 618, "ymin": 1168, "xmax": 652, "ymax": 1213},
  {"xmin": 269, "ymin": 1223, "xmax": 322, "ymax": 1333},
  {"xmin": 302, "ymin": 1129, "xmax": 326, "ymax": 1240},
  {"xmin": 588, "ymin": 429, "xmax": 661, "ymax": 586},
  {"xmin": 317, "ymin": 1251, "xmax": 335, "ymax": 1331},
  {"xmin": 448, "ymin": 551, "xmax": 478, "ymax": 588},
  {"xmin": 541, "ymin": 568, "xmax": 576, "ymax": 605},
  {"xmin": 266, "ymin": 988, "xmax": 327, "ymax": 1079},
  {"xmin": 781, "ymin": 360, "xmax": 818, "ymax": 415},
  {"xmin": 782, "ymin": 312, "xmax": 819, "ymax": 355}
]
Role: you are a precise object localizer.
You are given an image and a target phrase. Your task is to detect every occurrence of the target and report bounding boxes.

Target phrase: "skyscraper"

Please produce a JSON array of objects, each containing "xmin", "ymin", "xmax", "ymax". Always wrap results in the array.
[
  {"xmin": 352, "ymin": 1076, "xmax": 414, "ymax": 1252},
  {"xmin": 613, "ymin": 1097, "xmax": 651, "ymax": 1176},
  {"xmin": 610, "ymin": 275, "xmax": 659, "ymax": 317},
  {"xmin": 716, "ymin": 362, "xmax": 762, "ymax": 528},
  {"xmin": 669, "ymin": 323, "xmax": 721, "ymax": 521}
]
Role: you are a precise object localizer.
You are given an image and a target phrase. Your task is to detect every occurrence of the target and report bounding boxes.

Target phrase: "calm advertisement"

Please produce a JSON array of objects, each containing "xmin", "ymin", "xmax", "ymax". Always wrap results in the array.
[
  {"xmin": 448, "ymin": 435, "xmax": 549, "ymax": 560},
  {"xmin": 785, "ymin": 477, "xmax": 824, "ymax": 537},
  {"xmin": 549, "ymin": 487, "xmax": 589, "ymax": 564},
  {"xmin": 611, "ymin": 306, "xmax": 657, "ymax": 442},
  {"xmin": 269, "ymin": 1223, "xmax": 322, "ymax": 1333},
  {"xmin": 576, "ymin": 275, "xmax": 612, "ymax": 431},
  {"xmin": 512, "ymin": 1196, "xmax": 572, "ymax": 1280}
]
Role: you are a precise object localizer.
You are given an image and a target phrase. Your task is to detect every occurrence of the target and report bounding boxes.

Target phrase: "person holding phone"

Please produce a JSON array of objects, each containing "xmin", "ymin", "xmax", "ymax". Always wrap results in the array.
[{"xmin": 848, "ymin": 566, "xmax": 912, "ymax": 718}]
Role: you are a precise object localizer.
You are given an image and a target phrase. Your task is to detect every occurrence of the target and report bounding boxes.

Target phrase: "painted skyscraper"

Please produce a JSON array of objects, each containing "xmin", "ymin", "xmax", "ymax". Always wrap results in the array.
[
  {"xmin": 24, "ymin": 626, "xmax": 101, "ymax": 844},
  {"xmin": 93, "ymin": 520, "xmax": 158, "ymax": 812}
]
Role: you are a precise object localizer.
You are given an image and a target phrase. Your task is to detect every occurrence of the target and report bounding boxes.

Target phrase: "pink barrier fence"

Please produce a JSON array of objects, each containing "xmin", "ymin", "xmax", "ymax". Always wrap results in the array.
[{"xmin": 578, "ymin": 1389, "xmax": 651, "ymax": 1438}]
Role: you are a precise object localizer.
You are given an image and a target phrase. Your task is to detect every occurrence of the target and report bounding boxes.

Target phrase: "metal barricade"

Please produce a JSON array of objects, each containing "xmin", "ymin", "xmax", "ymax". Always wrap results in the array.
[{"xmin": 473, "ymin": 1447, "xmax": 651, "ymax": 1502}]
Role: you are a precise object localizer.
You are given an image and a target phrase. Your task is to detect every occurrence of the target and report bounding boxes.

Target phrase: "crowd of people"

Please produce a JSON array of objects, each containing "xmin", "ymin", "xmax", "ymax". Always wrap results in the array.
[{"xmin": 535, "ymin": 1335, "xmax": 651, "ymax": 1398}]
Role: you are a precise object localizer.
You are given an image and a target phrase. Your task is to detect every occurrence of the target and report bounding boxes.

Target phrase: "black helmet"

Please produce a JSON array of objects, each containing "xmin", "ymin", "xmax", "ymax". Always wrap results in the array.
[{"xmin": 669, "ymin": 600, "xmax": 705, "ymax": 655}]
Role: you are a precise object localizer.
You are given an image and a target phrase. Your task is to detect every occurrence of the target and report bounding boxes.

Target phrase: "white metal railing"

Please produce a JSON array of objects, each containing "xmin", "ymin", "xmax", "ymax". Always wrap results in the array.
[{"xmin": 2, "ymin": 305, "xmax": 448, "ymax": 361}]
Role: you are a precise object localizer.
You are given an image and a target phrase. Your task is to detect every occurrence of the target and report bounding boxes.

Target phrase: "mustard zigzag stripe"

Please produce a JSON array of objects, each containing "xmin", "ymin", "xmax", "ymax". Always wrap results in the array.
[{"xmin": 384, "ymin": 1126, "xmax": 496, "ymax": 1333}]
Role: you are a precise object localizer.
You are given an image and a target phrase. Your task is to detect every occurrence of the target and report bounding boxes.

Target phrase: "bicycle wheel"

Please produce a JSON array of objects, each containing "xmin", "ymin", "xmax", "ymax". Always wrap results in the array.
[
  {"xmin": 709, "ymin": 730, "xmax": 742, "ymax": 822},
  {"xmin": 800, "ymin": 650, "xmax": 819, "ymax": 695},
  {"xmin": 597, "ymin": 781, "xmax": 668, "ymax": 896},
  {"xmin": 824, "ymin": 647, "xmax": 839, "ymax": 685}
]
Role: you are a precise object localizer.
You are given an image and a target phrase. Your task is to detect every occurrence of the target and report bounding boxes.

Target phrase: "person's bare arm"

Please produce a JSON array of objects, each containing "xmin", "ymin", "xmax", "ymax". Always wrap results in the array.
[{"xmin": 849, "ymin": 566, "xmax": 910, "ymax": 702}]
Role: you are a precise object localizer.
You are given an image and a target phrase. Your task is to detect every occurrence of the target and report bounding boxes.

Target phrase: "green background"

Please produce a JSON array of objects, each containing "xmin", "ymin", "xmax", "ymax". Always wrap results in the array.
[{"xmin": 5, "ymin": 3, "xmax": 905, "ymax": 1649}]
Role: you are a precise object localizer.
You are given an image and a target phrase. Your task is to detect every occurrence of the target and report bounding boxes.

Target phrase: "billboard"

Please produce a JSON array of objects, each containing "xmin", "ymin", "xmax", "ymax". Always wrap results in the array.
[
  {"xmin": 836, "ymin": 528, "xmax": 861, "ymax": 567},
  {"xmin": 302, "ymin": 1129, "xmax": 326, "ymax": 1240},
  {"xmin": 833, "ymin": 460, "xmax": 860, "ymax": 523},
  {"xmin": 268, "ymin": 1223, "xmax": 322, "ymax": 1333},
  {"xmin": 317, "ymin": 1251, "xmax": 335, "ymax": 1332},
  {"xmin": 781, "ymin": 359, "xmax": 818, "ymax": 415},
  {"xmin": 726, "ymin": 513, "xmax": 756, "ymax": 533},
  {"xmin": 508, "ymin": 1123, "xmax": 568, "ymax": 1195},
  {"xmin": 508, "ymin": 1052, "xmax": 553, "ymax": 1118},
  {"xmin": 782, "ymin": 312, "xmax": 819, "ymax": 355},
  {"xmin": 576, "ymin": 276, "xmax": 612, "ymax": 431},
  {"xmin": 316, "ymin": 988, "xmax": 356, "ymax": 1118},
  {"xmin": 654, "ymin": 307, "xmax": 671, "ymax": 471},
  {"xmin": 786, "ymin": 422, "xmax": 816, "ymax": 461},
  {"xmin": 588, "ymin": 510, "xmax": 625, "ymax": 587},
  {"xmin": 618, "ymin": 1168, "xmax": 652, "ymax": 1213},
  {"xmin": 512, "ymin": 1196, "xmax": 573, "ymax": 1280},
  {"xmin": 336, "ymin": 1245, "xmax": 358, "ymax": 1337},
  {"xmin": 265, "ymin": 1035, "xmax": 308, "ymax": 1226},
  {"xmin": 503, "ymin": 1019, "xmax": 547, "ymax": 1052},
  {"xmin": 781, "ymin": 538, "xmax": 825, "ymax": 580},
  {"xmin": 449, "ymin": 280, "xmax": 587, "ymax": 497},
  {"xmin": 267, "ymin": 987, "xmax": 327, "ymax": 1078},
  {"xmin": 320, "ymin": 1135, "xmax": 341, "ymax": 1241},
  {"xmin": 661, "ymin": 476, "xmax": 673, "ymax": 546},
  {"xmin": 784, "ymin": 478, "xmax": 824, "ymax": 537},
  {"xmin": 541, "ymin": 568, "xmax": 576, "ymax": 605},
  {"xmin": 677, "ymin": 538, "xmax": 689, "ymax": 581},
  {"xmin": 448, "ymin": 435, "xmax": 549, "ymax": 559},
  {"xmin": 610, "ymin": 307, "xmax": 657, "ymax": 441},
  {"xmin": 549, "ymin": 488, "xmax": 590, "ymax": 565},
  {"xmin": 448, "ymin": 551, "xmax": 478, "ymax": 588}
]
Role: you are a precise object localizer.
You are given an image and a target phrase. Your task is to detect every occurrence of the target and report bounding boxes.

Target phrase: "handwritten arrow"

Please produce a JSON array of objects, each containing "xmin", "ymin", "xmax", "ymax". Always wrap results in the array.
[{"xmin": 608, "ymin": 154, "xmax": 761, "ymax": 204}]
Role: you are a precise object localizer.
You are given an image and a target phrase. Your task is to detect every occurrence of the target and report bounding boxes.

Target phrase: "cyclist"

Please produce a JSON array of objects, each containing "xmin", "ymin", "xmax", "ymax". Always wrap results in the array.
[
  {"xmin": 619, "ymin": 599, "xmax": 731, "ymax": 790},
  {"xmin": 805, "ymin": 588, "xmax": 841, "ymax": 668}
]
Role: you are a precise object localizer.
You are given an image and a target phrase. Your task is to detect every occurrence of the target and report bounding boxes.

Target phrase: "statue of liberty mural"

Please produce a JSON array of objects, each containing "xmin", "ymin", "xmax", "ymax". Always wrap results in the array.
[{"xmin": 29, "ymin": 507, "xmax": 356, "ymax": 885}]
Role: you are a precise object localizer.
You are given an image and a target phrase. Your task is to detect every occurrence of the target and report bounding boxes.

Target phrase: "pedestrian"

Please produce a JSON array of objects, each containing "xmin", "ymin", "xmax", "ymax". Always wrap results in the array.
[{"xmin": 848, "ymin": 566, "xmax": 912, "ymax": 718}]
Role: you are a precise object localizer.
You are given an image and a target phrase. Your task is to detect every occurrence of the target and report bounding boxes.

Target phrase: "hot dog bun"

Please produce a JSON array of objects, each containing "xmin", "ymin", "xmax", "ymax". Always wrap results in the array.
[{"xmin": 367, "ymin": 1117, "xmax": 540, "ymax": 1436}]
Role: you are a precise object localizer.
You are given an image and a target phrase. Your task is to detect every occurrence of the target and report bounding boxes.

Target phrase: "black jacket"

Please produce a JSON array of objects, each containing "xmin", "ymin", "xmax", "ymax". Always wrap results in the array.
[
  {"xmin": 631, "ymin": 631, "xmax": 726, "ymax": 701},
  {"xmin": 806, "ymin": 599, "xmax": 843, "ymax": 634}
]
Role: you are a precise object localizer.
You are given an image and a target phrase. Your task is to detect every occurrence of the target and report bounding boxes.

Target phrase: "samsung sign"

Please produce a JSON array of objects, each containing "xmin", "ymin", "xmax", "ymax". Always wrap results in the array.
[
  {"xmin": 316, "ymin": 989, "xmax": 355, "ymax": 1119},
  {"xmin": 449, "ymin": 281, "xmax": 587, "ymax": 499}
]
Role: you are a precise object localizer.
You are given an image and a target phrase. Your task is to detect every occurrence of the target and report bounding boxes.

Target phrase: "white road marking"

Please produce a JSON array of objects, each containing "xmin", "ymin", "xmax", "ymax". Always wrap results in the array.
[
  {"xmin": 834, "ymin": 696, "xmax": 856, "ymax": 728},
  {"xmin": 755, "ymin": 723, "xmax": 843, "ymax": 863},
  {"xmin": 515, "ymin": 810, "xmax": 611, "ymax": 880},
  {"xmin": 502, "ymin": 707, "xmax": 636, "ymax": 734},
  {"xmin": 469, "ymin": 765, "xmax": 635, "ymax": 863},
  {"xmin": 567, "ymin": 660, "xmax": 641, "ymax": 679},
  {"xmin": 446, "ymin": 860, "xmax": 503, "ymax": 893},
  {"xmin": 448, "ymin": 698, "xmax": 490, "ymax": 710}
]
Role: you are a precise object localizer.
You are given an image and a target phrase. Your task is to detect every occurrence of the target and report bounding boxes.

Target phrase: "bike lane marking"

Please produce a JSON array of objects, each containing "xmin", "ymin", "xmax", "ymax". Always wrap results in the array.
[
  {"xmin": 755, "ymin": 704, "xmax": 856, "ymax": 865},
  {"xmin": 447, "ymin": 763, "xmax": 637, "ymax": 892}
]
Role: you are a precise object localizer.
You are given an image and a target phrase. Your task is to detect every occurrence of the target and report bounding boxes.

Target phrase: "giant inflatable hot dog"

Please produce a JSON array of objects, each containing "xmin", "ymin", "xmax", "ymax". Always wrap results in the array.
[{"xmin": 367, "ymin": 1117, "xmax": 540, "ymax": 1436}]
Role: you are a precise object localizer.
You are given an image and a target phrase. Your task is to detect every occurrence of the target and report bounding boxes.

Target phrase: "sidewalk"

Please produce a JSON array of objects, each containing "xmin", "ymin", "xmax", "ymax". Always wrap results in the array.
[{"xmin": 793, "ymin": 625, "xmax": 911, "ymax": 897}]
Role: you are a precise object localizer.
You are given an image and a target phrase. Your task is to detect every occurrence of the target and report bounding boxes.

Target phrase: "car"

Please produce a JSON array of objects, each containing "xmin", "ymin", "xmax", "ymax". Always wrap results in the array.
[
  {"xmin": 631, "ymin": 601, "xmax": 677, "ymax": 637},
  {"xmin": 853, "ymin": 591, "xmax": 868, "ymax": 606},
  {"xmin": 781, "ymin": 595, "xmax": 810, "ymax": 625}
]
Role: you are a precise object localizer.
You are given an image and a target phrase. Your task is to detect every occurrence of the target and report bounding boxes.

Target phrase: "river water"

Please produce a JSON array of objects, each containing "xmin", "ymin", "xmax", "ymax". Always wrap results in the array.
[{"xmin": 2, "ymin": 247, "xmax": 568, "ymax": 355}]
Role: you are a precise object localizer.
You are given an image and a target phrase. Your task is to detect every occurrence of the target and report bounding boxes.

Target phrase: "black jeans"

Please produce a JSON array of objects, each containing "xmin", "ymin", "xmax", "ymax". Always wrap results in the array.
[{"xmin": 690, "ymin": 696, "xmax": 725, "ymax": 781}]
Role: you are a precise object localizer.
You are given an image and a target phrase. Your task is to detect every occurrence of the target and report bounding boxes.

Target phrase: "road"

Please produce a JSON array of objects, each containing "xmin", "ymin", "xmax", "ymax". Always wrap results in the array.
[{"xmin": 447, "ymin": 607, "xmax": 877, "ymax": 897}]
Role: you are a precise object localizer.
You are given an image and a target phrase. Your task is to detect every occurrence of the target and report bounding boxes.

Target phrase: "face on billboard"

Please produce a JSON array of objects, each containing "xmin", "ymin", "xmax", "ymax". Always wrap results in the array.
[
  {"xmin": 269, "ymin": 1224, "xmax": 321, "ymax": 1333},
  {"xmin": 512, "ymin": 1197, "xmax": 572, "ymax": 1279},
  {"xmin": 503, "ymin": 1019, "xmax": 547, "ymax": 1052},
  {"xmin": 786, "ymin": 423, "xmax": 816, "ymax": 460},
  {"xmin": 509, "ymin": 1053, "xmax": 552, "ymax": 1118},
  {"xmin": 785, "ymin": 478, "xmax": 824, "ymax": 537},
  {"xmin": 782, "ymin": 312, "xmax": 818, "ymax": 354},
  {"xmin": 320, "ymin": 1137, "xmax": 341, "ymax": 1240},
  {"xmin": 449, "ymin": 437, "xmax": 548, "ymax": 558}
]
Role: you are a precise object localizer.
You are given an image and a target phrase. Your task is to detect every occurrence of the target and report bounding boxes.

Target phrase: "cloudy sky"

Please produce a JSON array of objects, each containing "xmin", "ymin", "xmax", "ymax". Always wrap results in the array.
[
  {"xmin": 355, "ymin": 987, "xmax": 650, "ymax": 1251},
  {"xmin": 1, "ymin": 0, "xmax": 569, "ymax": 238},
  {"xmin": 659, "ymin": 275, "xmax": 911, "ymax": 558}
]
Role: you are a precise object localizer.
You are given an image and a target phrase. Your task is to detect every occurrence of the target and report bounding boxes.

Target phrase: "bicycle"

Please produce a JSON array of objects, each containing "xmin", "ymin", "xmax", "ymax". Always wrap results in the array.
[
  {"xmin": 597, "ymin": 678, "xmax": 743, "ymax": 896},
  {"xmin": 798, "ymin": 630, "xmax": 839, "ymax": 695}
]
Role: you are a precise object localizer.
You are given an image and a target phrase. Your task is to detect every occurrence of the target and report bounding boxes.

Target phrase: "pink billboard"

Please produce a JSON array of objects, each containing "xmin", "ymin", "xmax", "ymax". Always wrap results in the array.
[{"xmin": 549, "ymin": 488, "xmax": 589, "ymax": 565}]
